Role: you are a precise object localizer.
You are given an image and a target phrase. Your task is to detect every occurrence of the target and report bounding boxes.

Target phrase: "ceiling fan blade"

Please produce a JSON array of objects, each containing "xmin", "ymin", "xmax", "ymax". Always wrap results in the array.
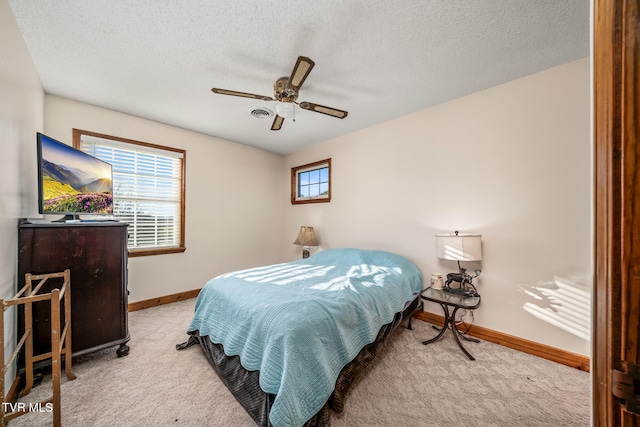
[
  {"xmin": 286, "ymin": 56, "xmax": 315, "ymax": 92},
  {"xmin": 271, "ymin": 115, "xmax": 284, "ymax": 131},
  {"xmin": 299, "ymin": 102, "xmax": 348, "ymax": 119},
  {"xmin": 211, "ymin": 88, "xmax": 274, "ymax": 101}
]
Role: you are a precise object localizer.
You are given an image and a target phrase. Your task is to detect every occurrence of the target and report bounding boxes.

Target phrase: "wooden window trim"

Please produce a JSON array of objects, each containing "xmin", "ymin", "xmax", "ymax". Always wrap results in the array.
[
  {"xmin": 291, "ymin": 158, "xmax": 331, "ymax": 205},
  {"xmin": 72, "ymin": 129, "xmax": 186, "ymax": 256}
]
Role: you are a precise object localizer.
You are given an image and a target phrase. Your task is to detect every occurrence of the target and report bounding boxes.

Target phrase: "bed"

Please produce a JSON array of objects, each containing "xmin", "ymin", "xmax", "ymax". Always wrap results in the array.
[{"xmin": 178, "ymin": 248, "xmax": 423, "ymax": 426}]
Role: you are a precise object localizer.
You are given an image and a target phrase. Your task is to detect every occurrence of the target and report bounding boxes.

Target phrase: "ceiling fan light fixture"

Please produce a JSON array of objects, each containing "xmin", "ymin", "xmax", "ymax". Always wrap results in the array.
[{"xmin": 275, "ymin": 102, "xmax": 295, "ymax": 119}]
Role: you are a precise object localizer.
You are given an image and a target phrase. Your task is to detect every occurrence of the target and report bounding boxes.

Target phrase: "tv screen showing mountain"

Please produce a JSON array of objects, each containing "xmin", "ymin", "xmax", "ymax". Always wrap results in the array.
[{"xmin": 37, "ymin": 133, "xmax": 113, "ymax": 215}]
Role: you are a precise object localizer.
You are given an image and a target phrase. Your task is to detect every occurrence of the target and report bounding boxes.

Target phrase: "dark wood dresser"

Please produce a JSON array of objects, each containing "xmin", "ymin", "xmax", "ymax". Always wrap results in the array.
[{"xmin": 17, "ymin": 221, "xmax": 130, "ymax": 365}]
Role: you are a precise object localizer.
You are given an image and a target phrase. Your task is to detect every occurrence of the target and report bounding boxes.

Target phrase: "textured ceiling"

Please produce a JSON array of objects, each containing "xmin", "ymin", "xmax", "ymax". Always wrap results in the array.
[{"xmin": 8, "ymin": 0, "xmax": 590, "ymax": 155}]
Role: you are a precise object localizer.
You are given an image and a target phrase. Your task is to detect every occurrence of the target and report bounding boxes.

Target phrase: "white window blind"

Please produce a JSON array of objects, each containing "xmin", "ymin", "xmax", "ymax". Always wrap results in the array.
[{"xmin": 80, "ymin": 136, "xmax": 184, "ymax": 251}]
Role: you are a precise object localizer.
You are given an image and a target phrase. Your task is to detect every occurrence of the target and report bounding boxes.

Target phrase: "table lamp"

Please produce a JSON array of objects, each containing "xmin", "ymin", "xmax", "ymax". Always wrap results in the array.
[
  {"xmin": 293, "ymin": 226, "xmax": 318, "ymax": 258},
  {"xmin": 436, "ymin": 231, "xmax": 482, "ymax": 295}
]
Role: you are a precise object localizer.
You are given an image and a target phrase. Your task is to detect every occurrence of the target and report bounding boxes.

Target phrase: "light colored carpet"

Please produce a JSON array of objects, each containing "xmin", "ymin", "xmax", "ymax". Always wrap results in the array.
[{"xmin": 8, "ymin": 298, "xmax": 590, "ymax": 426}]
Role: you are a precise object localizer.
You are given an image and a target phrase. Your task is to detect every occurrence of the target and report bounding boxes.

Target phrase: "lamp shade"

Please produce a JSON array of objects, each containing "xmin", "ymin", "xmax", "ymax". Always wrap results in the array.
[
  {"xmin": 436, "ymin": 233, "xmax": 482, "ymax": 261},
  {"xmin": 293, "ymin": 226, "xmax": 318, "ymax": 246}
]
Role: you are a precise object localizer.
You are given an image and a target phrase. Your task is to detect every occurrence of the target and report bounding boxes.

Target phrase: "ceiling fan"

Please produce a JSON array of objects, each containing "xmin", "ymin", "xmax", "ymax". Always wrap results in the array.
[{"xmin": 211, "ymin": 56, "xmax": 348, "ymax": 131}]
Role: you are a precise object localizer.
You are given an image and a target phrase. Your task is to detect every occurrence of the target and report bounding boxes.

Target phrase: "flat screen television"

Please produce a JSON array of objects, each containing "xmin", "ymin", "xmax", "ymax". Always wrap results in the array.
[{"xmin": 37, "ymin": 132, "xmax": 113, "ymax": 220}]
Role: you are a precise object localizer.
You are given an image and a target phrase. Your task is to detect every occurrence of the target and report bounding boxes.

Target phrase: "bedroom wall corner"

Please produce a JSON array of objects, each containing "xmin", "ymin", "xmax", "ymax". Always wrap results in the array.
[
  {"xmin": 282, "ymin": 57, "xmax": 592, "ymax": 357},
  {"xmin": 1, "ymin": 0, "xmax": 45, "ymax": 393}
]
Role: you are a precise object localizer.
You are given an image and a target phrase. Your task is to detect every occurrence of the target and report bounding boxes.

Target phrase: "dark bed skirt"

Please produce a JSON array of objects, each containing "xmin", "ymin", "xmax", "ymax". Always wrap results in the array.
[{"xmin": 178, "ymin": 295, "xmax": 421, "ymax": 426}]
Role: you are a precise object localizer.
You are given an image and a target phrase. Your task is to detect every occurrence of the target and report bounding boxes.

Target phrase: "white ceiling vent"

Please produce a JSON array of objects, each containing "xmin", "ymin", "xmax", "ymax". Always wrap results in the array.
[{"xmin": 248, "ymin": 106, "xmax": 274, "ymax": 119}]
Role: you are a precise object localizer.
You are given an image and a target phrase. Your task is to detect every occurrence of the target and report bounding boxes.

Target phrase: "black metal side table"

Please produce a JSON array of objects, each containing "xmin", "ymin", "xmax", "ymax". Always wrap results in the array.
[{"xmin": 420, "ymin": 287, "xmax": 481, "ymax": 360}]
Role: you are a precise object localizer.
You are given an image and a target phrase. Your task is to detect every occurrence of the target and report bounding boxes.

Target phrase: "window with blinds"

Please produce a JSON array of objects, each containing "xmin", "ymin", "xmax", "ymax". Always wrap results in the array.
[{"xmin": 73, "ymin": 129, "xmax": 186, "ymax": 256}]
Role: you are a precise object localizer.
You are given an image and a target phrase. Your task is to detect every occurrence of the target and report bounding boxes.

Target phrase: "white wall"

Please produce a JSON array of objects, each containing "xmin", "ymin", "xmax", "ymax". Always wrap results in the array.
[
  {"xmin": 43, "ymin": 96, "xmax": 285, "ymax": 302},
  {"xmin": 0, "ymin": 0, "xmax": 45, "ymax": 391},
  {"xmin": 283, "ymin": 58, "xmax": 591, "ymax": 356}
]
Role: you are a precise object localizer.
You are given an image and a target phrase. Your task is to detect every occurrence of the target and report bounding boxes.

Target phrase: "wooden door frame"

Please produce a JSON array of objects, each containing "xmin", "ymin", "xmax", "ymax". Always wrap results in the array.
[{"xmin": 593, "ymin": 0, "xmax": 640, "ymax": 425}]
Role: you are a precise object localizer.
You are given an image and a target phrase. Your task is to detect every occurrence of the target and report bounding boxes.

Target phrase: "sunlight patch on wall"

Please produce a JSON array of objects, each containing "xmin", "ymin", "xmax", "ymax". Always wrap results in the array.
[{"xmin": 521, "ymin": 275, "xmax": 591, "ymax": 341}]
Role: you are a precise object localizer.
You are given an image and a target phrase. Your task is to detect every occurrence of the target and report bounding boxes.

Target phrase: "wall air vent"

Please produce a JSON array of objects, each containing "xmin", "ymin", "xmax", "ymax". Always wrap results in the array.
[{"xmin": 248, "ymin": 107, "xmax": 274, "ymax": 119}]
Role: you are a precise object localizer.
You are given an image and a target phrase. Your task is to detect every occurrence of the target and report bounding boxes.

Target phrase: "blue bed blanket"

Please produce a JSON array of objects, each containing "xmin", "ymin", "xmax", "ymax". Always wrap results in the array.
[{"xmin": 187, "ymin": 248, "xmax": 423, "ymax": 427}]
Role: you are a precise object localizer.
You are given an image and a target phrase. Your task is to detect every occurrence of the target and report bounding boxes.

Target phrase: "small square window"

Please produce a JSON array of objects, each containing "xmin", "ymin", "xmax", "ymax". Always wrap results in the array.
[{"xmin": 291, "ymin": 159, "xmax": 331, "ymax": 204}]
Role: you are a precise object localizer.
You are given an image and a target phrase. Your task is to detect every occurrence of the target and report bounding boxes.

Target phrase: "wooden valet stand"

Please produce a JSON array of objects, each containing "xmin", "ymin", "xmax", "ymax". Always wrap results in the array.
[{"xmin": 0, "ymin": 270, "xmax": 75, "ymax": 427}]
